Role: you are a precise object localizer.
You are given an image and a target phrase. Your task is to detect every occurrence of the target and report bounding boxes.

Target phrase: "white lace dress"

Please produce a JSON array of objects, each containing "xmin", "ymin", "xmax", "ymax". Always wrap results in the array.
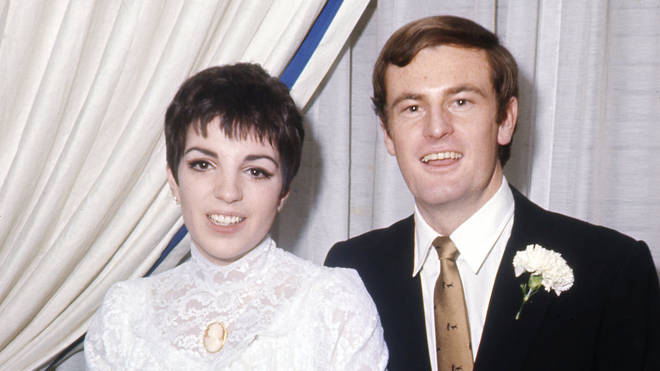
[{"xmin": 84, "ymin": 236, "xmax": 388, "ymax": 370}]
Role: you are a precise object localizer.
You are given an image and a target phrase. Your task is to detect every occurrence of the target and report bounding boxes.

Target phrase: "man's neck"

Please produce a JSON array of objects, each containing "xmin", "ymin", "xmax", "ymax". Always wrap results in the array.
[{"xmin": 418, "ymin": 174, "xmax": 505, "ymax": 236}]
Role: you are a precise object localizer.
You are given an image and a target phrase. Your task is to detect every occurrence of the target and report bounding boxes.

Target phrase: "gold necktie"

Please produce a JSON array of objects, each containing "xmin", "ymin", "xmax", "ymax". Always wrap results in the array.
[{"xmin": 433, "ymin": 236, "xmax": 473, "ymax": 371}]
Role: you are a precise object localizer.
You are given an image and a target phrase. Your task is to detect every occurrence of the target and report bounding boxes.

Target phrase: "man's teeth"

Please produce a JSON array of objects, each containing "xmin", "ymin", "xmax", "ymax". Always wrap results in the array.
[
  {"xmin": 422, "ymin": 152, "xmax": 463, "ymax": 163},
  {"xmin": 208, "ymin": 214, "xmax": 243, "ymax": 226}
]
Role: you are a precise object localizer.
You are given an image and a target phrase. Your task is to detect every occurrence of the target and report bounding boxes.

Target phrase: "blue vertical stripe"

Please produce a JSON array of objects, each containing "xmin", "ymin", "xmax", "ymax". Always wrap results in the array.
[
  {"xmin": 48, "ymin": 3, "xmax": 348, "ymax": 368},
  {"xmin": 280, "ymin": 0, "xmax": 344, "ymax": 88},
  {"xmin": 145, "ymin": 224, "xmax": 189, "ymax": 276}
]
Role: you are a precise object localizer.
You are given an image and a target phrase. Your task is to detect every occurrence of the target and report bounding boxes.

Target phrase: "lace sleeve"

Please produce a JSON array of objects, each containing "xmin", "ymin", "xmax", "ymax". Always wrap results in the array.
[
  {"xmin": 84, "ymin": 280, "xmax": 145, "ymax": 370},
  {"xmin": 312, "ymin": 268, "xmax": 389, "ymax": 370}
]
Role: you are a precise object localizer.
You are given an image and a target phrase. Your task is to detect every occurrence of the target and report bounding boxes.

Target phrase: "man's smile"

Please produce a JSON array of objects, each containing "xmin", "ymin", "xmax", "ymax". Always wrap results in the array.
[{"xmin": 421, "ymin": 151, "xmax": 463, "ymax": 163}]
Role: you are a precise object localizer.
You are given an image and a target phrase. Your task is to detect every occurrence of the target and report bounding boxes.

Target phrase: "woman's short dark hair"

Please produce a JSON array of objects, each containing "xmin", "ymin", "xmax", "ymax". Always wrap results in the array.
[
  {"xmin": 372, "ymin": 15, "xmax": 519, "ymax": 165},
  {"xmin": 164, "ymin": 63, "xmax": 304, "ymax": 196}
]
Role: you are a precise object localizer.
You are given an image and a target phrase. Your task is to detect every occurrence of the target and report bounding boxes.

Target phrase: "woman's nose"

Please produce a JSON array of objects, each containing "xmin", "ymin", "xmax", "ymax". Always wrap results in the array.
[{"xmin": 213, "ymin": 174, "xmax": 242, "ymax": 203}]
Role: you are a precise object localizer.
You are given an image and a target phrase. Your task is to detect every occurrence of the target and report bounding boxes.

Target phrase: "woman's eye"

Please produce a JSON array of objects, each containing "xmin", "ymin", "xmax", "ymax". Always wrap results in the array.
[
  {"xmin": 189, "ymin": 160, "xmax": 212, "ymax": 171},
  {"xmin": 406, "ymin": 105, "xmax": 419, "ymax": 112},
  {"xmin": 457, "ymin": 99, "xmax": 467, "ymax": 106},
  {"xmin": 247, "ymin": 168, "xmax": 273, "ymax": 179}
]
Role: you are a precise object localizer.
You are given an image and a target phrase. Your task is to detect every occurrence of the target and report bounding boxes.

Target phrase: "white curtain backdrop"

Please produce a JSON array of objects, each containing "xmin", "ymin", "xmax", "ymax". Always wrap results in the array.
[
  {"xmin": 2, "ymin": 0, "xmax": 659, "ymax": 369},
  {"xmin": 0, "ymin": 0, "xmax": 372, "ymax": 369},
  {"xmin": 279, "ymin": 0, "xmax": 660, "ymax": 270}
]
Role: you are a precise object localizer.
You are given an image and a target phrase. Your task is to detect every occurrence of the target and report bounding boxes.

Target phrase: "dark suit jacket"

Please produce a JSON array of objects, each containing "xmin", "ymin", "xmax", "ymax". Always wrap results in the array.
[{"xmin": 325, "ymin": 188, "xmax": 660, "ymax": 371}]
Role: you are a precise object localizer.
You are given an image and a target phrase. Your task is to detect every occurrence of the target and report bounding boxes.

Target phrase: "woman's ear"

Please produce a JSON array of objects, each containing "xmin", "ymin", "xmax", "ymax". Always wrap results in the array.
[
  {"xmin": 277, "ymin": 191, "xmax": 290, "ymax": 213},
  {"xmin": 167, "ymin": 167, "xmax": 180, "ymax": 204}
]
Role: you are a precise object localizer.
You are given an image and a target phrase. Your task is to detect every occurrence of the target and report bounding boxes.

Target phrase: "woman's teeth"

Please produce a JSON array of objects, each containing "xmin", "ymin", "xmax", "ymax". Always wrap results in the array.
[
  {"xmin": 208, "ymin": 214, "xmax": 243, "ymax": 226},
  {"xmin": 422, "ymin": 151, "xmax": 463, "ymax": 163}
]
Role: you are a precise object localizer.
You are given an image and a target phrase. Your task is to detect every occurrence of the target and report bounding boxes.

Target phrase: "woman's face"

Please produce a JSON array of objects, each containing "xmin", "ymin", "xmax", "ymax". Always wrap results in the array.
[{"xmin": 167, "ymin": 120, "xmax": 288, "ymax": 265}]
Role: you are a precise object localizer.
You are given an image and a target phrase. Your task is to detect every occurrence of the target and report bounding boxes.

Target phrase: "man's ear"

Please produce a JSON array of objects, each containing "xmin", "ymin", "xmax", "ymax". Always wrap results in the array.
[
  {"xmin": 277, "ymin": 191, "xmax": 290, "ymax": 213},
  {"xmin": 166, "ymin": 167, "xmax": 180, "ymax": 203},
  {"xmin": 381, "ymin": 120, "xmax": 397, "ymax": 156},
  {"xmin": 497, "ymin": 96, "xmax": 518, "ymax": 146}
]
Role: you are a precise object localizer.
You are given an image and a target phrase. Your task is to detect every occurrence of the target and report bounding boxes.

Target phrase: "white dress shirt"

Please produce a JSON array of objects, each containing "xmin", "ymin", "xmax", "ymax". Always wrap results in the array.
[{"xmin": 413, "ymin": 178, "xmax": 515, "ymax": 370}]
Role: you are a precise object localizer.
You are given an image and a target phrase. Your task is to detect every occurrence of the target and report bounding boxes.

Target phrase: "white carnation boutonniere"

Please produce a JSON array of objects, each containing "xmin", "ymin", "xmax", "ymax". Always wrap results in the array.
[{"xmin": 512, "ymin": 244, "xmax": 574, "ymax": 320}]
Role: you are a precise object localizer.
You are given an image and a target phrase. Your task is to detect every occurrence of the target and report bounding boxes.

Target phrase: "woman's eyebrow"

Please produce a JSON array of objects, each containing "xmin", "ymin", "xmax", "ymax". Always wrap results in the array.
[
  {"xmin": 184, "ymin": 147, "xmax": 217, "ymax": 158},
  {"xmin": 245, "ymin": 154, "xmax": 279, "ymax": 168}
]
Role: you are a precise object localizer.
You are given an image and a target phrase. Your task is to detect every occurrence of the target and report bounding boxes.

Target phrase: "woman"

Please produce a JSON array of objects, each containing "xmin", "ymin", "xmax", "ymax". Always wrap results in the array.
[{"xmin": 84, "ymin": 64, "xmax": 388, "ymax": 369}]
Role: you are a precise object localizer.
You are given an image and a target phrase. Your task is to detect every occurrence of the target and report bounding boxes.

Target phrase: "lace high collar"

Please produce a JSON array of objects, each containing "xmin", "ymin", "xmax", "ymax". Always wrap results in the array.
[{"xmin": 189, "ymin": 236, "xmax": 274, "ymax": 286}]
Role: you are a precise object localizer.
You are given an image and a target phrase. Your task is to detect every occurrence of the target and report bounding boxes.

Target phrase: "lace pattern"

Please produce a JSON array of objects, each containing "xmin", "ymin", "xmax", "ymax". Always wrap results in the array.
[{"xmin": 85, "ymin": 237, "xmax": 388, "ymax": 370}]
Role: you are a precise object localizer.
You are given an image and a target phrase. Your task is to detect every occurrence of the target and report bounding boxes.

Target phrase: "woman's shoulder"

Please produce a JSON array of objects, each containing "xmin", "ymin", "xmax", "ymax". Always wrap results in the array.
[
  {"xmin": 87, "ymin": 266, "xmax": 190, "ymax": 337},
  {"xmin": 314, "ymin": 264, "xmax": 367, "ymax": 293},
  {"xmin": 266, "ymin": 249, "xmax": 388, "ymax": 368},
  {"xmin": 271, "ymin": 248, "xmax": 373, "ymax": 310},
  {"xmin": 85, "ymin": 277, "xmax": 152, "ymax": 358},
  {"xmin": 94, "ymin": 276, "xmax": 154, "ymax": 324},
  {"xmin": 313, "ymin": 266, "xmax": 375, "ymax": 311},
  {"xmin": 103, "ymin": 276, "xmax": 148, "ymax": 301},
  {"xmin": 271, "ymin": 246, "xmax": 366, "ymax": 291},
  {"xmin": 96, "ymin": 263, "xmax": 190, "ymax": 312}
]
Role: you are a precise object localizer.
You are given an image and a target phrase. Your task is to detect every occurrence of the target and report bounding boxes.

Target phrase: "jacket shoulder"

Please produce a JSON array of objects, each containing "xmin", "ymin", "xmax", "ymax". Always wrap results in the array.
[
  {"xmin": 512, "ymin": 187, "xmax": 642, "ymax": 247},
  {"xmin": 510, "ymin": 187, "xmax": 652, "ymax": 278},
  {"xmin": 325, "ymin": 216, "xmax": 413, "ymax": 267}
]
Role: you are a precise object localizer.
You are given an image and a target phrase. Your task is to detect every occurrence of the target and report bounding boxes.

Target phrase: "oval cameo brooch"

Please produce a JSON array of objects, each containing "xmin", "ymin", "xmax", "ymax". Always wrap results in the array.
[{"xmin": 203, "ymin": 322, "xmax": 227, "ymax": 353}]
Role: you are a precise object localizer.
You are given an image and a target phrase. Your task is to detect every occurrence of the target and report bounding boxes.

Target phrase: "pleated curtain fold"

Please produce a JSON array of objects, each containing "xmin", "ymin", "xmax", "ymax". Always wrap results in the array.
[{"xmin": 0, "ymin": 0, "xmax": 371, "ymax": 368}]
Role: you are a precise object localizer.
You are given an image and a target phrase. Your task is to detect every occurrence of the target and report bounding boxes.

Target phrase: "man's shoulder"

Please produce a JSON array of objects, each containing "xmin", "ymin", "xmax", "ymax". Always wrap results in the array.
[
  {"xmin": 503, "ymin": 189, "xmax": 660, "ymax": 370},
  {"xmin": 337, "ymin": 216, "xmax": 413, "ymax": 247},
  {"xmin": 511, "ymin": 187, "xmax": 647, "ymax": 259},
  {"xmin": 325, "ymin": 216, "xmax": 414, "ymax": 267}
]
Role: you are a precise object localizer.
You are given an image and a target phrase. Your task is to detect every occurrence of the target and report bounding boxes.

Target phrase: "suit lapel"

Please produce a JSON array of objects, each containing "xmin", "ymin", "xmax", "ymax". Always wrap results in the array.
[
  {"xmin": 474, "ymin": 189, "xmax": 553, "ymax": 371},
  {"xmin": 382, "ymin": 216, "xmax": 432, "ymax": 370}
]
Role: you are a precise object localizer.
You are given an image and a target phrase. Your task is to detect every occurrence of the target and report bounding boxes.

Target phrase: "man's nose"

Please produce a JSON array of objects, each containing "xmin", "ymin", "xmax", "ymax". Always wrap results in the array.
[{"xmin": 423, "ymin": 106, "xmax": 452, "ymax": 139}]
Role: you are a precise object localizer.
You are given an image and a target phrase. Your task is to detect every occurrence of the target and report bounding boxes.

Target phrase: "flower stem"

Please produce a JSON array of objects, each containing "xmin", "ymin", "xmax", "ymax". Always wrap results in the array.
[{"xmin": 515, "ymin": 287, "xmax": 537, "ymax": 320}]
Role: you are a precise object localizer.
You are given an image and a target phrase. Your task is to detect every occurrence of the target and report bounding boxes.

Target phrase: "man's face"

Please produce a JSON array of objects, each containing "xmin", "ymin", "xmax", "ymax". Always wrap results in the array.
[{"xmin": 382, "ymin": 45, "xmax": 517, "ymax": 232}]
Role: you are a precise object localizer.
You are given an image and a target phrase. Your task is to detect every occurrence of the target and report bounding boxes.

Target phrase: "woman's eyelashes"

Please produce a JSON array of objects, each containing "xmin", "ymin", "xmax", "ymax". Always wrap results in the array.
[
  {"xmin": 188, "ymin": 159, "xmax": 214, "ymax": 171},
  {"xmin": 185, "ymin": 157, "xmax": 276, "ymax": 179},
  {"xmin": 246, "ymin": 167, "xmax": 273, "ymax": 179}
]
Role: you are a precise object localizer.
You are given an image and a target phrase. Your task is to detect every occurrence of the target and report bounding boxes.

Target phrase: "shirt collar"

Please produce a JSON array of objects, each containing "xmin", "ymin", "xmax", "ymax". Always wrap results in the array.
[
  {"xmin": 190, "ymin": 234, "xmax": 274, "ymax": 283},
  {"xmin": 413, "ymin": 178, "xmax": 514, "ymax": 276}
]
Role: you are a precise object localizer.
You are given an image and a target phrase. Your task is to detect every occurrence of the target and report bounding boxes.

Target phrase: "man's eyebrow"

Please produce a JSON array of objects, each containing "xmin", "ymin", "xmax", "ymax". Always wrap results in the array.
[
  {"xmin": 445, "ymin": 84, "xmax": 487, "ymax": 97},
  {"xmin": 389, "ymin": 93, "xmax": 421, "ymax": 108},
  {"xmin": 184, "ymin": 147, "xmax": 217, "ymax": 158},
  {"xmin": 245, "ymin": 154, "xmax": 279, "ymax": 168},
  {"xmin": 388, "ymin": 84, "xmax": 488, "ymax": 108}
]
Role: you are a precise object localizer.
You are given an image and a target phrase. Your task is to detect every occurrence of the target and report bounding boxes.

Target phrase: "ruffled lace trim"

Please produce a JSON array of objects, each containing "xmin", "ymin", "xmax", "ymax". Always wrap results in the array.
[{"xmin": 85, "ymin": 237, "xmax": 389, "ymax": 370}]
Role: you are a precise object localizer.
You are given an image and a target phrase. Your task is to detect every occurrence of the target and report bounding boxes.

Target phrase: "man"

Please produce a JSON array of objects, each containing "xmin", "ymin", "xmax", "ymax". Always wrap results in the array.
[{"xmin": 325, "ymin": 15, "xmax": 660, "ymax": 371}]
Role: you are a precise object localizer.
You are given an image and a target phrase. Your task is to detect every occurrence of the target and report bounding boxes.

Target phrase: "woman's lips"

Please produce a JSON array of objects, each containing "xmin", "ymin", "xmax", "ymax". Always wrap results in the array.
[{"xmin": 207, "ymin": 213, "xmax": 244, "ymax": 226}]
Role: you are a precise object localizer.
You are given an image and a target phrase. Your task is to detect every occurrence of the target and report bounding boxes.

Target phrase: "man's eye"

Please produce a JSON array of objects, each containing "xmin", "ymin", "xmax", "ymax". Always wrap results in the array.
[
  {"xmin": 450, "ymin": 98, "xmax": 473, "ymax": 110},
  {"xmin": 407, "ymin": 105, "xmax": 419, "ymax": 112}
]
